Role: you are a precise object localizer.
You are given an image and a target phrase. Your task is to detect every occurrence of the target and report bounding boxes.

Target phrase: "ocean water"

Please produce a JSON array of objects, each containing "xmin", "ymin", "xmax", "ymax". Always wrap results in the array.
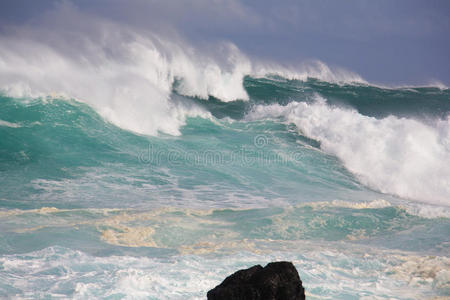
[{"xmin": 1, "ymin": 74, "xmax": 450, "ymax": 299}]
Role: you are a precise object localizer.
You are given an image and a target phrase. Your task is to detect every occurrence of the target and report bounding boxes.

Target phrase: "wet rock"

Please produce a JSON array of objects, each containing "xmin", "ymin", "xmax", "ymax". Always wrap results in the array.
[{"xmin": 207, "ymin": 261, "xmax": 305, "ymax": 300}]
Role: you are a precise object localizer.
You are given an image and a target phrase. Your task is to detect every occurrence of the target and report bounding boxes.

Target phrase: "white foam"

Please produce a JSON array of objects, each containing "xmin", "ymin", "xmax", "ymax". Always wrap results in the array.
[
  {"xmin": 1, "ymin": 245, "xmax": 447, "ymax": 299},
  {"xmin": 251, "ymin": 60, "xmax": 367, "ymax": 85},
  {"xmin": 0, "ymin": 119, "xmax": 21, "ymax": 128},
  {"xmin": 401, "ymin": 203, "xmax": 450, "ymax": 219},
  {"xmin": 304, "ymin": 199, "xmax": 392, "ymax": 210},
  {"xmin": 247, "ymin": 97, "xmax": 450, "ymax": 205}
]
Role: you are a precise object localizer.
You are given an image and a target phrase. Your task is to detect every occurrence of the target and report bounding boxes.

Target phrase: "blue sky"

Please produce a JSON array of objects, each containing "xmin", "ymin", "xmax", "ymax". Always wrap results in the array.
[{"xmin": 1, "ymin": 0, "xmax": 449, "ymax": 85}]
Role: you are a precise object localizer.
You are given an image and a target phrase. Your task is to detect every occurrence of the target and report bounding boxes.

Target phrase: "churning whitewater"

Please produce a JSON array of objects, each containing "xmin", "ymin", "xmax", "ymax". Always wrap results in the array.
[{"xmin": 0, "ymin": 15, "xmax": 449, "ymax": 299}]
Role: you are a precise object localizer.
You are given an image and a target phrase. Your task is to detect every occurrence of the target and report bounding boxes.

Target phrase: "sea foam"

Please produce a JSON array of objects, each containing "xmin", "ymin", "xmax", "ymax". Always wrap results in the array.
[
  {"xmin": 247, "ymin": 96, "xmax": 450, "ymax": 205},
  {"xmin": 1, "ymin": 245, "xmax": 447, "ymax": 299}
]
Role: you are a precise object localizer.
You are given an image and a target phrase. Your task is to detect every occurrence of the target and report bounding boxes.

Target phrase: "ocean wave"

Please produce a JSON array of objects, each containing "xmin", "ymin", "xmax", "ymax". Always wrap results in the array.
[
  {"xmin": 1, "ymin": 2, "xmax": 448, "ymax": 142},
  {"xmin": 1, "ymin": 5, "xmax": 449, "ymax": 208},
  {"xmin": 0, "ymin": 4, "xmax": 375, "ymax": 137},
  {"xmin": 1, "ymin": 23, "xmax": 446, "ymax": 140},
  {"xmin": 246, "ymin": 96, "xmax": 450, "ymax": 206}
]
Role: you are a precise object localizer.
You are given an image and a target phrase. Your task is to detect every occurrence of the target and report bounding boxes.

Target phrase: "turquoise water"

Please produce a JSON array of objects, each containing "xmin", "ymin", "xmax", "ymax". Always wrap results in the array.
[{"xmin": 0, "ymin": 77, "xmax": 449, "ymax": 299}]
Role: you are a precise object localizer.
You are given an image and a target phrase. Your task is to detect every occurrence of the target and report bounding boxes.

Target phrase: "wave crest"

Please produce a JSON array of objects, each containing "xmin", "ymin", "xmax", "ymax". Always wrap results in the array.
[{"xmin": 247, "ymin": 96, "xmax": 450, "ymax": 205}]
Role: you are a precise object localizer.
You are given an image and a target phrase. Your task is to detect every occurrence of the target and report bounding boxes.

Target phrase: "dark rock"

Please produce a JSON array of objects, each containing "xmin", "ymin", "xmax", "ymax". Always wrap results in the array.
[{"xmin": 207, "ymin": 261, "xmax": 305, "ymax": 300}]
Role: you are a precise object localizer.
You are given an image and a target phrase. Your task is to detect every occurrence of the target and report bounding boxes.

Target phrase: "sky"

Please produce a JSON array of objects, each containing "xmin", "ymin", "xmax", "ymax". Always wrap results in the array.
[{"xmin": 0, "ymin": 0, "xmax": 449, "ymax": 85}]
